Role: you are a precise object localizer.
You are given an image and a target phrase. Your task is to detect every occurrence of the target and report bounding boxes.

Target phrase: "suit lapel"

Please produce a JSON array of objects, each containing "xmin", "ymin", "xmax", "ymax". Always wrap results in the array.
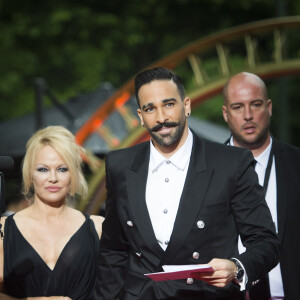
[
  {"xmin": 126, "ymin": 143, "xmax": 165, "ymax": 258},
  {"xmin": 273, "ymin": 140, "xmax": 287, "ymax": 245},
  {"xmin": 163, "ymin": 134, "xmax": 213, "ymax": 264}
]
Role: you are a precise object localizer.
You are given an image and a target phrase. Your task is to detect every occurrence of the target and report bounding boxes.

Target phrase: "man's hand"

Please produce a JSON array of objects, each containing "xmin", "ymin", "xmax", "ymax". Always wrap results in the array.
[{"xmin": 191, "ymin": 258, "xmax": 237, "ymax": 288}]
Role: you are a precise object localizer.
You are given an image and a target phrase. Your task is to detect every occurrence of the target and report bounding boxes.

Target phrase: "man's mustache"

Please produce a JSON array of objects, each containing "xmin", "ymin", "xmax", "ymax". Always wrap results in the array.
[{"xmin": 150, "ymin": 121, "xmax": 180, "ymax": 132}]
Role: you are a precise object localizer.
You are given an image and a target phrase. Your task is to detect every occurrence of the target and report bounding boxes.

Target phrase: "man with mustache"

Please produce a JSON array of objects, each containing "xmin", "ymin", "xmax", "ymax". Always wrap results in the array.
[
  {"xmin": 222, "ymin": 72, "xmax": 300, "ymax": 300},
  {"xmin": 95, "ymin": 67, "xmax": 279, "ymax": 300}
]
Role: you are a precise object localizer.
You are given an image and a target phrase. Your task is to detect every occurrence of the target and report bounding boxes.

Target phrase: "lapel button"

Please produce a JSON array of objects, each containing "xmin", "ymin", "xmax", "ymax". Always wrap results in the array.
[
  {"xmin": 186, "ymin": 278, "xmax": 194, "ymax": 284},
  {"xmin": 197, "ymin": 220, "xmax": 205, "ymax": 229},
  {"xmin": 192, "ymin": 252, "xmax": 200, "ymax": 259},
  {"xmin": 127, "ymin": 220, "xmax": 134, "ymax": 227}
]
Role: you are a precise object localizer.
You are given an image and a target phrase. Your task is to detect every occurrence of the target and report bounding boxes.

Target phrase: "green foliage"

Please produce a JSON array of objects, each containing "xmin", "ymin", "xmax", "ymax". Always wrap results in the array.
[
  {"xmin": 0, "ymin": 0, "xmax": 280, "ymax": 121},
  {"xmin": 1, "ymin": 0, "xmax": 300, "ymax": 201},
  {"xmin": 0, "ymin": 0, "xmax": 300, "ymax": 147},
  {"xmin": 192, "ymin": 95, "xmax": 225, "ymax": 126}
]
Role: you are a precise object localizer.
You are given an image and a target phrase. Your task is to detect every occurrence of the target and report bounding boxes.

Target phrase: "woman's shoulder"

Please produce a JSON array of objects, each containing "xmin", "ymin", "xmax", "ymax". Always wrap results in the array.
[
  {"xmin": 90, "ymin": 215, "xmax": 104, "ymax": 224},
  {"xmin": 68, "ymin": 208, "xmax": 104, "ymax": 239},
  {"xmin": 90, "ymin": 215, "xmax": 104, "ymax": 239},
  {"xmin": 12, "ymin": 206, "xmax": 31, "ymax": 220},
  {"xmin": 0, "ymin": 216, "xmax": 7, "ymax": 262},
  {"xmin": 0, "ymin": 216, "xmax": 7, "ymax": 225},
  {"xmin": 0, "ymin": 214, "xmax": 14, "ymax": 235},
  {"xmin": 0, "ymin": 216, "xmax": 7, "ymax": 237}
]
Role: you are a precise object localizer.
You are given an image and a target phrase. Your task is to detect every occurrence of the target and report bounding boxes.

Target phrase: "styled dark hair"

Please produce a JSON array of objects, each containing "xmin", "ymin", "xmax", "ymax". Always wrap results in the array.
[{"xmin": 134, "ymin": 67, "xmax": 185, "ymax": 106}]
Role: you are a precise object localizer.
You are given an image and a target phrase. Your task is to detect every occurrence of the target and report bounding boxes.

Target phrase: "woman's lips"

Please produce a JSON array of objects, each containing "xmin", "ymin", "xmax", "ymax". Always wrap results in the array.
[{"xmin": 45, "ymin": 187, "xmax": 61, "ymax": 192}]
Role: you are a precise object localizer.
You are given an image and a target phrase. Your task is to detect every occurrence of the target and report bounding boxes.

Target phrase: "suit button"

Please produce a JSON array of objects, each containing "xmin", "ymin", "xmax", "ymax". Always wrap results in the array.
[
  {"xmin": 197, "ymin": 220, "xmax": 205, "ymax": 229},
  {"xmin": 252, "ymin": 279, "xmax": 259, "ymax": 286},
  {"xmin": 192, "ymin": 252, "xmax": 200, "ymax": 259},
  {"xmin": 186, "ymin": 278, "xmax": 194, "ymax": 284},
  {"xmin": 135, "ymin": 252, "xmax": 142, "ymax": 257},
  {"xmin": 127, "ymin": 220, "xmax": 133, "ymax": 227}
]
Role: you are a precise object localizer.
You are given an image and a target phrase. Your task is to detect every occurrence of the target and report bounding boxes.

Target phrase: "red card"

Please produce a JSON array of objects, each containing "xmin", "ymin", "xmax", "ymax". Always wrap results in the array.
[{"xmin": 145, "ymin": 264, "xmax": 214, "ymax": 281}]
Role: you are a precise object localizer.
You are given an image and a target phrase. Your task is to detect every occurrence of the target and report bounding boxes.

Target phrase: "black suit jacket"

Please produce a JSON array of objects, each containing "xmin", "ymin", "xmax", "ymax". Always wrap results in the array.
[
  {"xmin": 273, "ymin": 140, "xmax": 300, "ymax": 300},
  {"xmin": 95, "ymin": 132, "xmax": 279, "ymax": 300},
  {"xmin": 225, "ymin": 138, "xmax": 300, "ymax": 300}
]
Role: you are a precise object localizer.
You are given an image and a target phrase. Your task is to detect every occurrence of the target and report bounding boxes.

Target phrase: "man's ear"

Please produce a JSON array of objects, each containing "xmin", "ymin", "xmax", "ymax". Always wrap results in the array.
[
  {"xmin": 137, "ymin": 108, "xmax": 144, "ymax": 126},
  {"xmin": 222, "ymin": 105, "xmax": 228, "ymax": 123},
  {"xmin": 184, "ymin": 97, "xmax": 191, "ymax": 116},
  {"xmin": 267, "ymin": 99, "xmax": 272, "ymax": 117}
]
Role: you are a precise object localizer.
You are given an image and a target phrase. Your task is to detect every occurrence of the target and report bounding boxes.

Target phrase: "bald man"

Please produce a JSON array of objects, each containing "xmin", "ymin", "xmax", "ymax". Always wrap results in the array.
[{"xmin": 223, "ymin": 72, "xmax": 300, "ymax": 300}]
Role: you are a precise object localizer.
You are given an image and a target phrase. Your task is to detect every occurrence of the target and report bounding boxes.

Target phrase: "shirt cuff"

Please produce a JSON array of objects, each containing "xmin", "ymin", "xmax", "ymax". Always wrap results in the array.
[{"xmin": 231, "ymin": 257, "xmax": 248, "ymax": 291}]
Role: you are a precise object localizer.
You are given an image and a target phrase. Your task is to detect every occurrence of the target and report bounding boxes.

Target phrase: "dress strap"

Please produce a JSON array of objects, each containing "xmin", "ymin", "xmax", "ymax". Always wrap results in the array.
[{"xmin": 82, "ymin": 212, "xmax": 90, "ymax": 219}]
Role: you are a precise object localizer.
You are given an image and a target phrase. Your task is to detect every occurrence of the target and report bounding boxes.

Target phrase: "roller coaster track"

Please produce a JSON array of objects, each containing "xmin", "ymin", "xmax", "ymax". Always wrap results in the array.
[{"xmin": 75, "ymin": 16, "xmax": 300, "ymax": 214}]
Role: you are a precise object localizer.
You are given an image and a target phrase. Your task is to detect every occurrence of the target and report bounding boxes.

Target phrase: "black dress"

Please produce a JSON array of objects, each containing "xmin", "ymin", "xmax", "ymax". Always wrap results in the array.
[{"xmin": 3, "ymin": 213, "xmax": 99, "ymax": 300}]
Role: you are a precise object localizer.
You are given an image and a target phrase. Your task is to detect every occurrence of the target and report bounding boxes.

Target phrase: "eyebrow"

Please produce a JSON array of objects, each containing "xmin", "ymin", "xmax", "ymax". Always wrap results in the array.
[
  {"xmin": 141, "ymin": 98, "xmax": 177, "ymax": 110},
  {"xmin": 142, "ymin": 102, "xmax": 154, "ymax": 110},
  {"xmin": 163, "ymin": 98, "xmax": 177, "ymax": 103},
  {"xmin": 230, "ymin": 99, "xmax": 264, "ymax": 106},
  {"xmin": 35, "ymin": 163, "xmax": 67, "ymax": 167}
]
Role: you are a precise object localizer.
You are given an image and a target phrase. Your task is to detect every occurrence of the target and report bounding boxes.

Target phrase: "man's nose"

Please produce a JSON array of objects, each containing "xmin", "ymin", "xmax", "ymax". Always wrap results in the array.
[
  {"xmin": 243, "ymin": 106, "xmax": 253, "ymax": 120},
  {"xmin": 156, "ymin": 108, "xmax": 168, "ymax": 123}
]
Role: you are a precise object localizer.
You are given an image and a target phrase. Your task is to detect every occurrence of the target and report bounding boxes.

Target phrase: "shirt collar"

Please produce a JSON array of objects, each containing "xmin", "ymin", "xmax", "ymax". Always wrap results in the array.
[
  {"xmin": 229, "ymin": 136, "xmax": 272, "ymax": 169},
  {"xmin": 149, "ymin": 129, "xmax": 193, "ymax": 172},
  {"xmin": 255, "ymin": 137, "xmax": 272, "ymax": 169}
]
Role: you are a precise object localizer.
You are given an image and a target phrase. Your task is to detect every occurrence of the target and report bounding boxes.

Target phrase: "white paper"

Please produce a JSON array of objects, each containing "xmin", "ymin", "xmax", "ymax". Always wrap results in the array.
[{"xmin": 162, "ymin": 264, "xmax": 212, "ymax": 272}]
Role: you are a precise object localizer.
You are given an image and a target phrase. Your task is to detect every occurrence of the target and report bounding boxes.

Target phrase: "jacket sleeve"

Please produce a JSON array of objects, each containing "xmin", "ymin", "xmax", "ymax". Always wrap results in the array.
[
  {"xmin": 231, "ymin": 149, "xmax": 280, "ymax": 288},
  {"xmin": 94, "ymin": 154, "xmax": 130, "ymax": 300}
]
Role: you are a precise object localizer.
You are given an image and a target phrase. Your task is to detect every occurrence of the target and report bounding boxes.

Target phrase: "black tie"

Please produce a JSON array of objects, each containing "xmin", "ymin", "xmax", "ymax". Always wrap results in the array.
[{"xmin": 253, "ymin": 159, "xmax": 258, "ymax": 168}]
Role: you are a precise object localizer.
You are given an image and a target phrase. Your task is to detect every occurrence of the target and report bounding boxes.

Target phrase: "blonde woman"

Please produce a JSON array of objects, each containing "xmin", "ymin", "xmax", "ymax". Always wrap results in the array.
[{"xmin": 0, "ymin": 126, "xmax": 103, "ymax": 300}]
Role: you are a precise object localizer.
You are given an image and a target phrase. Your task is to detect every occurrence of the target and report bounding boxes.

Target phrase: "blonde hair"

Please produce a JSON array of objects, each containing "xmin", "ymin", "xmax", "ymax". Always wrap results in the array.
[{"xmin": 22, "ymin": 126, "xmax": 88, "ymax": 202}]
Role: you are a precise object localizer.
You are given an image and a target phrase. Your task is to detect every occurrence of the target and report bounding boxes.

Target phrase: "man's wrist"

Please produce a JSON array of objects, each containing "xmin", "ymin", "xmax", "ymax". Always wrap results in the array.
[{"xmin": 230, "ymin": 258, "xmax": 245, "ymax": 283}]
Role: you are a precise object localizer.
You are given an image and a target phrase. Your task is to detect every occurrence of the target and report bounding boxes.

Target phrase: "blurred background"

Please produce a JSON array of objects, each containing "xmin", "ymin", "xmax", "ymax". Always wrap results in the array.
[{"xmin": 0, "ymin": 0, "xmax": 300, "ymax": 214}]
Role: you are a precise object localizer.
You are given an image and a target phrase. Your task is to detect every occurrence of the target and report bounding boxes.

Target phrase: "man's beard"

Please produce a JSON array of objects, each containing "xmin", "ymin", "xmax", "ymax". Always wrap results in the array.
[
  {"xmin": 148, "ymin": 120, "xmax": 186, "ymax": 147},
  {"xmin": 233, "ymin": 124, "xmax": 270, "ymax": 150}
]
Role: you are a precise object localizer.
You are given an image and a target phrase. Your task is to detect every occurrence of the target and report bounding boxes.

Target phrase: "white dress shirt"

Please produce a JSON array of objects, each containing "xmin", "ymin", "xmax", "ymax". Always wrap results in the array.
[
  {"xmin": 230, "ymin": 137, "xmax": 284, "ymax": 298},
  {"xmin": 146, "ymin": 129, "xmax": 193, "ymax": 251}
]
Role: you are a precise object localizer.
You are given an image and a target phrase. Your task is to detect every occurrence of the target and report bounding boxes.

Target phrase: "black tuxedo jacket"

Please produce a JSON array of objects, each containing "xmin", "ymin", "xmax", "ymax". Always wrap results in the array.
[
  {"xmin": 272, "ymin": 140, "xmax": 300, "ymax": 300},
  {"xmin": 225, "ymin": 138, "xmax": 300, "ymax": 300},
  {"xmin": 95, "ymin": 133, "xmax": 279, "ymax": 300}
]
